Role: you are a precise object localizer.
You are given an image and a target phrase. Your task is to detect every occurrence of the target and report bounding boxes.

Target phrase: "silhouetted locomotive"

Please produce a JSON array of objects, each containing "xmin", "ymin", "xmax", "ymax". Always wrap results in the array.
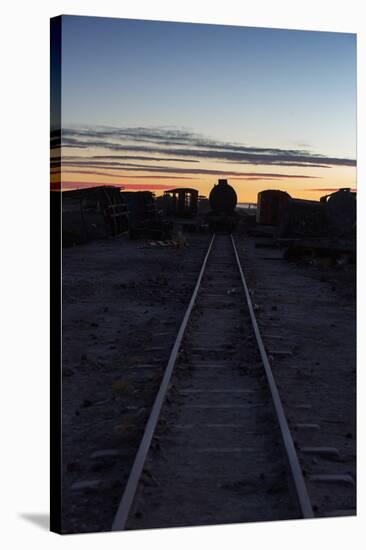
[
  {"xmin": 256, "ymin": 188, "xmax": 356, "ymax": 239},
  {"xmin": 207, "ymin": 179, "xmax": 238, "ymax": 231}
]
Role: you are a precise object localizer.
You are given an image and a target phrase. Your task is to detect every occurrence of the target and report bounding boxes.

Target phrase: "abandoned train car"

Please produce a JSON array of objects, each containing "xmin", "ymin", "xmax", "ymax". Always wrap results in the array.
[
  {"xmin": 160, "ymin": 188, "xmax": 199, "ymax": 218},
  {"xmin": 320, "ymin": 188, "xmax": 356, "ymax": 238},
  {"xmin": 207, "ymin": 179, "xmax": 238, "ymax": 231},
  {"xmin": 121, "ymin": 190, "xmax": 171, "ymax": 239},
  {"xmin": 256, "ymin": 187, "xmax": 356, "ymax": 240},
  {"xmin": 256, "ymin": 190, "xmax": 291, "ymax": 226},
  {"xmin": 62, "ymin": 185, "xmax": 128, "ymax": 246},
  {"xmin": 278, "ymin": 198, "xmax": 327, "ymax": 238}
]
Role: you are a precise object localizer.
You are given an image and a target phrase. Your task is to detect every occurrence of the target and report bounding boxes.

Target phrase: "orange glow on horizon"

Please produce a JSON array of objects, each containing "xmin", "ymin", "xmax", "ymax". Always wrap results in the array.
[
  {"xmin": 55, "ymin": 177, "xmax": 356, "ymax": 202},
  {"xmin": 52, "ymin": 151, "xmax": 356, "ymax": 202}
]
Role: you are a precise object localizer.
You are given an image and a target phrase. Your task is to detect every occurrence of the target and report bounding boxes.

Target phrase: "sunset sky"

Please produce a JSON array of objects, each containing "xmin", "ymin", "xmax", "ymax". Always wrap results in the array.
[{"xmin": 51, "ymin": 16, "xmax": 357, "ymax": 202}]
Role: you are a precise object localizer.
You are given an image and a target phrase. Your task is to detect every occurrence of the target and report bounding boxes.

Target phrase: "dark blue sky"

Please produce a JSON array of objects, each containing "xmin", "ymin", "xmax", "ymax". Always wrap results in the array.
[
  {"xmin": 61, "ymin": 16, "xmax": 356, "ymax": 156},
  {"xmin": 57, "ymin": 16, "xmax": 356, "ymax": 199}
]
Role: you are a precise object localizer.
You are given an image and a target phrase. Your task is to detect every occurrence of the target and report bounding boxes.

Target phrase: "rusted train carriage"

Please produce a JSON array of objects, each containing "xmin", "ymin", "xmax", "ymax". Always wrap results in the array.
[
  {"xmin": 278, "ymin": 198, "xmax": 327, "ymax": 238},
  {"xmin": 256, "ymin": 190, "xmax": 291, "ymax": 225},
  {"xmin": 62, "ymin": 185, "xmax": 128, "ymax": 246},
  {"xmin": 121, "ymin": 190, "xmax": 171, "ymax": 239},
  {"xmin": 256, "ymin": 187, "xmax": 356, "ymax": 240},
  {"xmin": 161, "ymin": 188, "xmax": 199, "ymax": 218},
  {"xmin": 321, "ymin": 188, "xmax": 356, "ymax": 238}
]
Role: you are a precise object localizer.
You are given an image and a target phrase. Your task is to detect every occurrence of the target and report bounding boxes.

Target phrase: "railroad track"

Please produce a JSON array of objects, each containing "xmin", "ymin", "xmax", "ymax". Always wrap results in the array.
[{"xmin": 112, "ymin": 233, "xmax": 313, "ymax": 530}]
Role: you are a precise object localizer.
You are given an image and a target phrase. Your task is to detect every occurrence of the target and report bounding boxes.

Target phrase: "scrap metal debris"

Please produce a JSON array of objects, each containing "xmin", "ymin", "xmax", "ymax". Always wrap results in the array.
[{"xmin": 140, "ymin": 239, "xmax": 188, "ymax": 249}]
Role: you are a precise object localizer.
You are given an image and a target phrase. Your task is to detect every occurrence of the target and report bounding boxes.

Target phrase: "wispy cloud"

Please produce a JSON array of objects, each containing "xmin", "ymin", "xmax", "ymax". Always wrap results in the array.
[
  {"xmin": 60, "ymin": 169, "xmax": 197, "ymax": 180},
  {"xmin": 58, "ymin": 164, "xmax": 316, "ymax": 179},
  {"xmin": 51, "ymin": 154, "xmax": 199, "ymax": 164},
  {"xmin": 56, "ymin": 126, "xmax": 356, "ymax": 169},
  {"xmin": 303, "ymin": 187, "xmax": 356, "ymax": 192},
  {"xmin": 58, "ymin": 168, "xmax": 292, "ymax": 182},
  {"xmin": 57, "ymin": 181, "xmax": 174, "ymax": 191}
]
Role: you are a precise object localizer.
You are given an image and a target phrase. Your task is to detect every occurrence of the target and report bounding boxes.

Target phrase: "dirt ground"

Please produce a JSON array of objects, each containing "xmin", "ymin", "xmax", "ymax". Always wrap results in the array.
[
  {"xmin": 61, "ymin": 233, "xmax": 209, "ymax": 533},
  {"xmin": 236, "ymin": 234, "xmax": 356, "ymax": 518},
  {"xmin": 61, "ymin": 231, "xmax": 356, "ymax": 533}
]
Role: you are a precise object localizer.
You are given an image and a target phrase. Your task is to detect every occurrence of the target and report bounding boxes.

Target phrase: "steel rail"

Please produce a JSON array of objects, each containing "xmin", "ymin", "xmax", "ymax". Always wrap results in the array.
[
  {"xmin": 231, "ymin": 235, "xmax": 314, "ymax": 519},
  {"xmin": 111, "ymin": 234, "xmax": 216, "ymax": 531}
]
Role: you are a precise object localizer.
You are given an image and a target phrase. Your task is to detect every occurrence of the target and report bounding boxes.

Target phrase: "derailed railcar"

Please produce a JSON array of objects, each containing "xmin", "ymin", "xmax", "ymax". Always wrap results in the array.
[{"xmin": 62, "ymin": 185, "xmax": 128, "ymax": 246}]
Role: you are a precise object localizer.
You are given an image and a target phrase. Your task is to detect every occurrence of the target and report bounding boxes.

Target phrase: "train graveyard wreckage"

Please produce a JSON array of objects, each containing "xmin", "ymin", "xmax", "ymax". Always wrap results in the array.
[
  {"xmin": 253, "ymin": 187, "xmax": 356, "ymax": 262},
  {"xmin": 61, "ymin": 182, "xmax": 356, "ymax": 533}
]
